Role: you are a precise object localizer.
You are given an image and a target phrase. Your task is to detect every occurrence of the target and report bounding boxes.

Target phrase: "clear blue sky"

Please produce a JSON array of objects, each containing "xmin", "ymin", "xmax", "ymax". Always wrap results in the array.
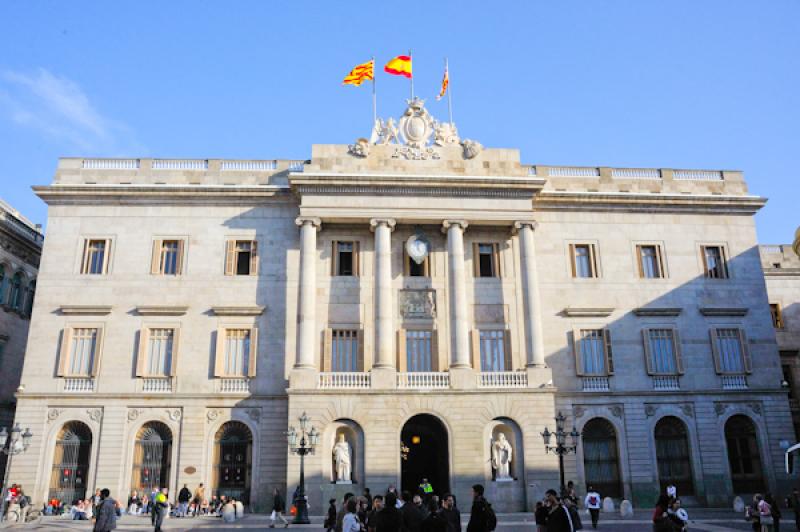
[{"xmin": 1, "ymin": 1, "xmax": 797, "ymax": 243}]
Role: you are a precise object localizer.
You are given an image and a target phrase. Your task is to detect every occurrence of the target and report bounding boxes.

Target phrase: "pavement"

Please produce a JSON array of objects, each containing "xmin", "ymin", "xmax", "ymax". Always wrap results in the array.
[{"xmin": 0, "ymin": 508, "xmax": 787, "ymax": 531}]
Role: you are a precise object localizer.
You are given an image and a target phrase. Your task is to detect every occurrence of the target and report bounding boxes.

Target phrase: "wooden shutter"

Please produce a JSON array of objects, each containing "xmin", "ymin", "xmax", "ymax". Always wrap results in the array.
[
  {"xmin": 572, "ymin": 329, "xmax": 584, "ymax": 376},
  {"xmin": 642, "ymin": 329, "xmax": 653, "ymax": 375},
  {"xmin": 709, "ymin": 328, "xmax": 722, "ymax": 374},
  {"xmin": 322, "ymin": 328, "xmax": 333, "ymax": 372},
  {"xmin": 656, "ymin": 245, "xmax": 665, "ymax": 278},
  {"xmin": 403, "ymin": 247, "xmax": 410, "ymax": 276},
  {"xmin": 136, "ymin": 328, "xmax": 150, "ymax": 376},
  {"xmin": 357, "ymin": 329, "xmax": 365, "ymax": 371},
  {"xmin": 423, "ymin": 255, "xmax": 430, "ymax": 277},
  {"xmin": 247, "ymin": 327, "xmax": 258, "ymax": 377},
  {"xmin": 89, "ymin": 327, "xmax": 104, "ymax": 376},
  {"xmin": 568, "ymin": 244, "xmax": 577, "ymax": 278},
  {"xmin": 430, "ymin": 330, "xmax": 440, "ymax": 372},
  {"xmin": 397, "ymin": 329, "xmax": 407, "ymax": 372},
  {"xmin": 176, "ymin": 240, "xmax": 185, "ymax": 275},
  {"xmin": 471, "ymin": 329, "xmax": 482, "ymax": 370},
  {"xmin": 249, "ymin": 240, "xmax": 259, "ymax": 275},
  {"xmin": 57, "ymin": 328, "xmax": 73, "ymax": 376},
  {"xmin": 353, "ymin": 241, "xmax": 360, "ymax": 276},
  {"xmin": 224, "ymin": 241, "xmax": 236, "ymax": 276},
  {"xmin": 473, "ymin": 243, "xmax": 480, "ymax": 277},
  {"xmin": 721, "ymin": 247, "xmax": 729, "ymax": 279},
  {"xmin": 739, "ymin": 328, "xmax": 751, "ymax": 374},
  {"xmin": 635, "ymin": 246, "xmax": 645, "ymax": 278},
  {"xmin": 81, "ymin": 239, "xmax": 90, "ymax": 274},
  {"xmin": 503, "ymin": 330, "xmax": 512, "ymax": 371},
  {"xmin": 214, "ymin": 328, "xmax": 227, "ymax": 377},
  {"xmin": 101, "ymin": 240, "xmax": 112, "ymax": 274},
  {"xmin": 493, "ymin": 243, "xmax": 502, "ymax": 278},
  {"xmin": 603, "ymin": 329, "xmax": 614, "ymax": 375},
  {"xmin": 673, "ymin": 329, "xmax": 684, "ymax": 375},
  {"xmin": 589, "ymin": 244, "xmax": 598, "ymax": 278},
  {"xmin": 331, "ymin": 241, "xmax": 338, "ymax": 275},
  {"xmin": 169, "ymin": 328, "xmax": 180, "ymax": 377},
  {"xmin": 700, "ymin": 246, "xmax": 710, "ymax": 277},
  {"xmin": 151, "ymin": 240, "xmax": 162, "ymax": 274}
]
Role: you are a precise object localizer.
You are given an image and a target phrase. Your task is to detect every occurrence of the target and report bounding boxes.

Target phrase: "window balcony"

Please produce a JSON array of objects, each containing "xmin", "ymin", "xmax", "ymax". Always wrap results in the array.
[
  {"xmin": 140, "ymin": 377, "xmax": 174, "ymax": 393},
  {"xmin": 477, "ymin": 371, "xmax": 528, "ymax": 388},
  {"xmin": 397, "ymin": 372, "xmax": 449, "ymax": 389},
  {"xmin": 582, "ymin": 376, "xmax": 610, "ymax": 392},
  {"xmin": 216, "ymin": 378, "xmax": 250, "ymax": 394},
  {"xmin": 63, "ymin": 377, "xmax": 95, "ymax": 393},
  {"xmin": 721, "ymin": 374, "xmax": 748, "ymax": 390},
  {"xmin": 318, "ymin": 372, "xmax": 371, "ymax": 389},
  {"xmin": 652, "ymin": 375, "xmax": 680, "ymax": 391}
]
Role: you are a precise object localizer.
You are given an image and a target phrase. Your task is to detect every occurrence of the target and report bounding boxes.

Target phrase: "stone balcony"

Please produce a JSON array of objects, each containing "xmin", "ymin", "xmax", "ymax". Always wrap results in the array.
[{"xmin": 312, "ymin": 370, "xmax": 533, "ymax": 390}]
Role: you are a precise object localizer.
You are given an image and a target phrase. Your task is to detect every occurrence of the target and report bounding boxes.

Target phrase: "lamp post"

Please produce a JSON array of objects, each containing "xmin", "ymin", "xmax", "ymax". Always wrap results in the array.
[
  {"xmin": 0, "ymin": 423, "xmax": 33, "ymax": 522},
  {"xmin": 541, "ymin": 412, "xmax": 580, "ymax": 496},
  {"xmin": 286, "ymin": 412, "xmax": 319, "ymax": 524}
]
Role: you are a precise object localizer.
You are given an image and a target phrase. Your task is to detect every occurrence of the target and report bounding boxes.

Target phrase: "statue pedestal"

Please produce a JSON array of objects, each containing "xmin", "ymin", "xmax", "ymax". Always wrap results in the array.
[{"xmin": 335, "ymin": 480, "xmax": 353, "ymax": 485}]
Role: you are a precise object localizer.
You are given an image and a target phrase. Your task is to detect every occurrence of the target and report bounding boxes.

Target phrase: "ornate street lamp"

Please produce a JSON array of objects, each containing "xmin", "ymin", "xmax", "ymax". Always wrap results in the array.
[
  {"xmin": 0, "ymin": 424, "xmax": 33, "ymax": 522},
  {"xmin": 541, "ymin": 412, "xmax": 580, "ymax": 496},
  {"xmin": 286, "ymin": 412, "xmax": 319, "ymax": 524}
]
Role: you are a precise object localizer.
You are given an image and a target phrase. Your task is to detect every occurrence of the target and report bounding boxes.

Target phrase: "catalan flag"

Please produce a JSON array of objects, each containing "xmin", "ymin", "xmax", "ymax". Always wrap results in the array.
[
  {"xmin": 384, "ymin": 55, "xmax": 412, "ymax": 78},
  {"xmin": 343, "ymin": 59, "xmax": 374, "ymax": 86},
  {"xmin": 436, "ymin": 64, "xmax": 449, "ymax": 101}
]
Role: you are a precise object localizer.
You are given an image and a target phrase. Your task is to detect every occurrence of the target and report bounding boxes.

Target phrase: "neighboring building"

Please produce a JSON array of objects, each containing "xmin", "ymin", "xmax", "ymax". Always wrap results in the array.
[
  {"xmin": 0, "ymin": 199, "xmax": 43, "ymax": 483},
  {"xmin": 761, "ymin": 245, "xmax": 800, "ymax": 440},
  {"xmin": 7, "ymin": 100, "xmax": 794, "ymax": 510}
]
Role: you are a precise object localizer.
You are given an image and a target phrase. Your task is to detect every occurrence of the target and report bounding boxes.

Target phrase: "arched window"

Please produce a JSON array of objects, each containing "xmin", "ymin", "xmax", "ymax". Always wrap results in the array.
[
  {"xmin": 25, "ymin": 279, "xmax": 36, "ymax": 316},
  {"xmin": 49, "ymin": 421, "xmax": 93, "ymax": 504},
  {"xmin": 655, "ymin": 416, "xmax": 694, "ymax": 495},
  {"xmin": 725, "ymin": 415, "xmax": 765, "ymax": 493},
  {"xmin": 213, "ymin": 421, "xmax": 253, "ymax": 503},
  {"xmin": 131, "ymin": 422, "xmax": 173, "ymax": 495},
  {"xmin": 0, "ymin": 264, "xmax": 5, "ymax": 301},
  {"xmin": 9, "ymin": 272, "xmax": 23, "ymax": 311},
  {"xmin": 582, "ymin": 418, "xmax": 622, "ymax": 498}
]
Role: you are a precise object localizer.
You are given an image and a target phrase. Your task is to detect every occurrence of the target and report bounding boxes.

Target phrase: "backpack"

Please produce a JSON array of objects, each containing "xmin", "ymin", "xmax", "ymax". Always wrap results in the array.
[
  {"xmin": 588, "ymin": 495, "xmax": 598, "ymax": 506},
  {"xmin": 485, "ymin": 502, "xmax": 497, "ymax": 531}
]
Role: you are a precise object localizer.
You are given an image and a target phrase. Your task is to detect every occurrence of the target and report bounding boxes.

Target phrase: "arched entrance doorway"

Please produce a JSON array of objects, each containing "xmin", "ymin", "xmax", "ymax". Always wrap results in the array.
[
  {"xmin": 582, "ymin": 418, "xmax": 622, "ymax": 498},
  {"xmin": 213, "ymin": 421, "xmax": 253, "ymax": 502},
  {"xmin": 131, "ymin": 422, "xmax": 173, "ymax": 495},
  {"xmin": 655, "ymin": 416, "xmax": 694, "ymax": 495},
  {"xmin": 49, "ymin": 421, "xmax": 92, "ymax": 504},
  {"xmin": 401, "ymin": 414, "xmax": 449, "ymax": 495},
  {"xmin": 725, "ymin": 415, "xmax": 765, "ymax": 493}
]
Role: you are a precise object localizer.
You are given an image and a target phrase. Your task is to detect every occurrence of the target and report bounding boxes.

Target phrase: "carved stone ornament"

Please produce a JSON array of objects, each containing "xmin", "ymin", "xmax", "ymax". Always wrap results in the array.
[
  {"xmin": 610, "ymin": 406, "xmax": 623, "ymax": 418},
  {"xmin": 127, "ymin": 409, "xmax": 142, "ymax": 422},
  {"xmin": 573, "ymin": 406, "xmax": 585, "ymax": 419},
  {"xmin": 398, "ymin": 98, "xmax": 435, "ymax": 148},
  {"xmin": 167, "ymin": 409, "xmax": 182, "ymax": 422},
  {"xmin": 348, "ymin": 138, "xmax": 370, "ymax": 158},
  {"xmin": 399, "ymin": 289, "xmax": 436, "ymax": 320},
  {"xmin": 714, "ymin": 403, "xmax": 728, "ymax": 416},
  {"xmin": 206, "ymin": 409, "xmax": 222, "ymax": 423},
  {"xmin": 406, "ymin": 233, "xmax": 431, "ymax": 265},
  {"xmin": 246, "ymin": 408, "xmax": 261, "ymax": 422},
  {"xmin": 680, "ymin": 404, "xmax": 694, "ymax": 418},
  {"xmin": 644, "ymin": 405, "xmax": 657, "ymax": 418},
  {"xmin": 433, "ymin": 120, "xmax": 460, "ymax": 146},
  {"xmin": 749, "ymin": 402, "xmax": 762, "ymax": 415},
  {"xmin": 87, "ymin": 408, "xmax": 103, "ymax": 423},
  {"xmin": 47, "ymin": 409, "xmax": 61, "ymax": 422},
  {"xmin": 461, "ymin": 139, "xmax": 483, "ymax": 160},
  {"xmin": 393, "ymin": 145, "xmax": 440, "ymax": 161}
]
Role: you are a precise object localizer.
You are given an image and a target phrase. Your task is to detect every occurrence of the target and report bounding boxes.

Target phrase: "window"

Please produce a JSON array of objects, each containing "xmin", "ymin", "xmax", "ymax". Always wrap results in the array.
[
  {"xmin": 582, "ymin": 418, "xmax": 622, "ymax": 498},
  {"xmin": 327, "ymin": 330, "xmax": 360, "ymax": 372},
  {"xmin": 25, "ymin": 279, "xmax": 36, "ymax": 316},
  {"xmin": 701, "ymin": 245, "xmax": 728, "ymax": 279},
  {"xmin": 332, "ymin": 241, "xmax": 359, "ymax": 277},
  {"xmin": 58, "ymin": 327, "xmax": 103, "ymax": 377},
  {"xmin": 725, "ymin": 415, "xmax": 765, "ymax": 493},
  {"xmin": 782, "ymin": 363, "xmax": 795, "ymax": 400},
  {"xmin": 8, "ymin": 272, "xmax": 23, "ymax": 311},
  {"xmin": 137, "ymin": 328, "xmax": 177, "ymax": 377},
  {"xmin": 0, "ymin": 264, "xmax": 5, "ymax": 302},
  {"xmin": 397, "ymin": 329, "xmax": 438, "ymax": 372},
  {"xmin": 637, "ymin": 245, "xmax": 665, "ymax": 279},
  {"xmin": 573, "ymin": 328, "xmax": 614, "ymax": 375},
  {"xmin": 404, "ymin": 251, "xmax": 430, "ymax": 277},
  {"xmin": 476, "ymin": 330, "xmax": 511, "ymax": 372},
  {"xmin": 473, "ymin": 243, "xmax": 501, "ymax": 278},
  {"xmin": 643, "ymin": 328, "xmax": 683, "ymax": 375},
  {"xmin": 770, "ymin": 304, "xmax": 784, "ymax": 329},
  {"xmin": 214, "ymin": 327, "xmax": 257, "ymax": 377},
  {"xmin": 710, "ymin": 328, "xmax": 751, "ymax": 374},
  {"xmin": 224, "ymin": 240, "xmax": 258, "ymax": 276},
  {"xmin": 655, "ymin": 417, "xmax": 695, "ymax": 495},
  {"xmin": 81, "ymin": 239, "xmax": 111, "ymax": 275},
  {"xmin": 151, "ymin": 239, "xmax": 184, "ymax": 275},
  {"xmin": 569, "ymin": 244, "xmax": 598, "ymax": 278}
]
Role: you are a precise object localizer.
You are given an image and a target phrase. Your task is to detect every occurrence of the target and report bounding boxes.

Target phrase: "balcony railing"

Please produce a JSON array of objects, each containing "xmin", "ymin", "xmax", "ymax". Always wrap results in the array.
[
  {"xmin": 673, "ymin": 169, "xmax": 723, "ymax": 181},
  {"xmin": 722, "ymin": 374, "xmax": 748, "ymax": 390},
  {"xmin": 397, "ymin": 372, "xmax": 449, "ymax": 389},
  {"xmin": 582, "ymin": 376, "xmax": 610, "ymax": 392},
  {"xmin": 217, "ymin": 378, "xmax": 250, "ymax": 393},
  {"xmin": 142, "ymin": 377, "xmax": 174, "ymax": 393},
  {"xmin": 63, "ymin": 378, "xmax": 95, "ymax": 392},
  {"xmin": 82, "ymin": 158, "xmax": 140, "ymax": 169},
  {"xmin": 220, "ymin": 160, "xmax": 277, "ymax": 171},
  {"xmin": 152, "ymin": 159, "xmax": 209, "ymax": 170},
  {"xmin": 478, "ymin": 372, "xmax": 528, "ymax": 388},
  {"xmin": 652, "ymin": 375, "xmax": 680, "ymax": 391},
  {"xmin": 318, "ymin": 372, "xmax": 370, "ymax": 389}
]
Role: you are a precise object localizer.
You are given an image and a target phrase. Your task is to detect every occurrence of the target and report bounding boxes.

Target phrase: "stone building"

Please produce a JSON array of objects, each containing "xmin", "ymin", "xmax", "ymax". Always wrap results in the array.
[
  {"xmin": 7, "ymin": 100, "xmax": 794, "ymax": 510},
  {"xmin": 0, "ymin": 199, "xmax": 43, "ymax": 483}
]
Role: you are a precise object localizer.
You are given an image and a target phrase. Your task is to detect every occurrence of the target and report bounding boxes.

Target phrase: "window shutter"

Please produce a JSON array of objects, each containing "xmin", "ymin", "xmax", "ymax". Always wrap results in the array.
[
  {"xmin": 101, "ymin": 240, "xmax": 112, "ymax": 274},
  {"xmin": 503, "ymin": 330, "xmax": 512, "ymax": 371},
  {"xmin": 739, "ymin": 328, "xmax": 751, "ymax": 374},
  {"xmin": 249, "ymin": 240, "xmax": 259, "ymax": 275},
  {"xmin": 176, "ymin": 240, "xmax": 185, "ymax": 275},
  {"xmin": 136, "ymin": 328, "xmax": 150, "ymax": 377},
  {"xmin": 357, "ymin": 329, "xmax": 365, "ymax": 371},
  {"xmin": 568, "ymin": 244, "xmax": 577, "ymax": 278},
  {"xmin": 700, "ymin": 246, "xmax": 709, "ymax": 277},
  {"xmin": 589, "ymin": 244, "xmax": 598, "ymax": 278},
  {"xmin": 572, "ymin": 329, "xmax": 584, "ymax": 376},
  {"xmin": 247, "ymin": 327, "xmax": 258, "ymax": 377},
  {"xmin": 81, "ymin": 239, "xmax": 90, "ymax": 274},
  {"xmin": 403, "ymin": 247, "xmax": 410, "ymax": 276},
  {"xmin": 58, "ymin": 328, "xmax": 72, "ymax": 376},
  {"xmin": 353, "ymin": 241, "xmax": 360, "ymax": 276},
  {"xmin": 721, "ymin": 247, "xmax": 729, "ymax": 279},
  {"xmin": 493, "ymin": 243, "xmax": 502, "ymax": 277},
  {"xmin": 424, "ymin": 255, "xmax": 431, "ymax": 277},
  {"xmin": 224, "ymin": 241, "xmax": 236, "ymax": 276},
  {"xmin": 90, "ymin": 327, "xmax": 104, "ymax": 377},
  {"xmin": 471, "ymin": 329, "xmax": 482, "ymax": 370},
  {"xmin": 473, "ymin": 243, "xmax": 480, "ymax": 277},
  {"xmin": 322, "ymin": 328, "xmax": 333, "ymax": 372},
  {"xmin": 642, "ymin": 329, "xmax": 654, "ymax": 375},
  {"xmin": 214, "ymin": 328, "xmax": 226, "ymax": 377},
  {"xmin": 709, "ymin": 328, "xmax": 722, "ymax": 374},
  {"xmin": 397, "ymin": 329, "xmax": 407, "ymax": 372},
  {"xmin": 673, "ymin": 328, "xmax": 684, "ymax": 375},
  {"xmin": 430, "ymin": 330, "xmax": 439, "ymax": 372},
  {"xmin": 331, "ymin": 241, "xmax": 338, "ymax": 276},
  {"xmin": 656, "ymin": 245, "xmax": 665, "ymax": 278},
  {"xmin": 151, "ymin": 240, "xmax": 162, "ymax": 274},
  {"xmin": 635, "ymin": 246, "xmax": 644, "ymax": 278},
  {"xmin": 603, "ymin": 328, "xmax": 614, "ymax": 375}
]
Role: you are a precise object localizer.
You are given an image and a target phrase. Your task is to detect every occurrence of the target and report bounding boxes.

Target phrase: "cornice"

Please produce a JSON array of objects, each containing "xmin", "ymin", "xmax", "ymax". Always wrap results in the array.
[
  {"xmin": 211, "ymin": 306, "xmax": 266, "ymax": 316},
  {"xmin": 534, "ymin": 190, "xmax": 767, "ymax": 214},
  {"xmin": 135, "ymin": 305, "xmax": 189, "ymax": 316},
  {"xmin": 633, "ymin": 307, "xmax": 683, "ymax": 317},
  {"xmin": 699, "ymin": 307, "xmax": 749, "ymax": 317},
  {"xmin": 33, "ymin": 184, "xmax": 291, "ymax": 206},
  {"xmin": 58, "ymin": 305, "xmax": 113, "ymax": 315},
  {"xmin": 561, "ymin": 307, "xmax": 615, "ymax": 318}
]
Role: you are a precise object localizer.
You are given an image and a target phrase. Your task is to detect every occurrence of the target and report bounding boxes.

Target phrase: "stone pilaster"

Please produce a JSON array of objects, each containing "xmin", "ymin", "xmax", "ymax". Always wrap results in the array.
[
  {"xmin": 442, "ymin": 221, "xmax": 473, "ymax": 388},
  {"xmin": 370, "ymin": 219, "xmax": 396, "ymax": 388},
  {"xmin": 292, "ymin": 217, "xmax": 321, "ymax": 389}
]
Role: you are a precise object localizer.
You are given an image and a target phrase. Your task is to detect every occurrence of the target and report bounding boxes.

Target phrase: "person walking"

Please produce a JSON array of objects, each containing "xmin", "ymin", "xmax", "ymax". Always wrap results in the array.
[
  {"xmin": 544, "ymin": 489, "xmax": 574, "ymax": 532},
  {"xmin": 534, "ymin": 501, "xmax": 548, "ymax": 532},
  {"xmin": 192, "ymin": 483, "xmax": 205, "ymax": 517},
  {"xmin": 366, "ymin": 495, "xmax": 384, "ymax": 532},
  {"xmin": 584, "ymin": 485, "xmax": 601, "ymax": 529},
  {"xmin": 177, "ymin": 484, "xmax": 191, "ymax": 517},
  {"xmin": 466, "ymin": 484, "xmax": 496, "ymax": 532},
  {"xmin": 765, "ymin": 493, "xmax": 781, "ymax": 532},
  {"xmin": 401, "ymin": 490, "xmax": 424, "ymax": 532},
  {"xmin": 270, "ymin": 487, "xmax": 289, "ymax": 528},
  {"xmin": 440, "ymin": 494, "xmax": 461, "ymax": 532},
  {"xmin": 93, "ymin": 489, "xmax": 117, "ymax": 532},
  {"xmin": 757, "ymin": 493, "xmax": 775, "ymax": 532},
  {"xmin": 153, "ymin": 488, "xmax": 169, "ymax": 532},
  {"xmin": 374, "ymin": 492, "xmax": 404, "ymax": 532},
  {"xmin": 421, "ymin": 499, "xmax": 447, "ymax": 532},
  {"xmin": 652, "ymin": 494, "xmax": 673, "ymax": 532},
  {"xmin": 325, "ymin": 498, "xmax": 338, "ymax": 532},
  {"xmin": 336, "ymin": 492, "xmax": 355, "ymax": 532},
  {"xmin": 342, "ymin": 499, "xmax": 362, "ymax": 532}
]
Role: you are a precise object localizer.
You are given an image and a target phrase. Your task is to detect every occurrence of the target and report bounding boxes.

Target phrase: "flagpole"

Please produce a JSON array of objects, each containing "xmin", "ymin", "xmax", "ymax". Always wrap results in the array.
[
  {"xmin": 446, "ymin": 58, "xmax": 453, "ymax": 125},
  {"xmin": 409, "ymin": 49, "xmax": 414, "ymax": 99},
  {"xmin": 372, "ymin": 56, "xmax": 377, "ymax": 125}
]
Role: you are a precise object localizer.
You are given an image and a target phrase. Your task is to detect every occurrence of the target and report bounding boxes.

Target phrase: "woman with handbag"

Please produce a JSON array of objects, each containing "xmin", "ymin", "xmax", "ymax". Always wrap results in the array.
[{"xmin": 755, "ymin": 494, "xmax": 774, "ymax": 532}]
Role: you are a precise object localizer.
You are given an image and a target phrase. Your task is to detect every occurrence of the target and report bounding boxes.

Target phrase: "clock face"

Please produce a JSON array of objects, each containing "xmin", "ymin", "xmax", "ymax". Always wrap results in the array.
[{"xmin": 406, "ymin": 235, "xmax": 430, "ymax": 265}]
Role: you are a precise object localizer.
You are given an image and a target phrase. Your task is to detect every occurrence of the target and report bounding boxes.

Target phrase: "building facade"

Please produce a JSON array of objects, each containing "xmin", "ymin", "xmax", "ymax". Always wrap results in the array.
[
  {"xmin": 8, "ymin": 100, "xmax": 794, "ymax": 511},
  {"xmin": 0, "ymin": 199, "xmax": 43, "ymax": 484}
]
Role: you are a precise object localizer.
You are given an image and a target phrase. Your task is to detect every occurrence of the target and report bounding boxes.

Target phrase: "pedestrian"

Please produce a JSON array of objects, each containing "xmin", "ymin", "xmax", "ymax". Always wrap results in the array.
[
  {"xmin": 93, "ymin": 489, "xmax": 118, "ymax": 532},
  {"xmin": 337, "ymin": 492, "xmax": 355, "ymax": 532},
  {"xmin": 440, "ymin": 494, "xmax": 461, "ymax": 532},
  {"xmin": 764, "ymin": 493, "xmax": 781, "ymax": 532},
  {"xmin": 563, "ymin": 497, "xmax": 582, "ymax": 531},
  {"xmin": 3, "ymin": 483, "xmax": 17, "ymax": 520},
  {"xmin": 366, "ymin": 495, "xmax": 384, "ymax": 532},
  {"xmin": 564, "ymin": 481, "xmax": 578, "ymax": 505},
  {"xmin": 94, "ymin": 488, "xmax": 103, "ymax": 507},
  {"xmin": 149, "ymin": 487, "xmax": 159, "ymax": 524},
  {"xmin": 421, "ymin": 499, "xmax": 447, "ymax": 532},
  {"xmin": 270, "ymin": 487, "xmax": 289, "ymax": 528},
  {"xmin": 325, "ymin": 498, "xmax": 338, "ymax": 532},
  {"xmin": 544, "ymin": 489, "xmax": 574, "ymax": 532},
  {"xmin": 666, "ymin": 484, "xmax": 677, "ymax": 500},
  {"xmin": 584, "ymin": 485, "xmax": 601, "ymax": 529},
  {"xmin": 402, "ymin": 490, "xmax": 425, "ymax": 532},
  {"xmin": 374, "ymin": 492, "xmax": 404, "ymax": 532},
  {"xmin": 787, "ymin": 488, "xmax": 800, "ymax": 531},
  {"xmin": 343, "ymin": 498, "xmax": 362, "ymax": 532},
  {"xmin": 756, "ymin": 493, "xmax": 775, "ymax": 532},
  {"xmin": 652, "ymin": 494, "xmax": 673, "ymax": 532},
  {"xmin": 177, "ymin": 484, "xmax": 191, "ymax": 517},
  {"xmin": 466, "ymin": 484, "xmax": 496, "ymax": 532},
  {"xmin": 358, "ymin": 497, "xmax": 370, "ymax": 525},
  {"xmin": 534, "ymin": 500, "xmax": 548, "ymax": 532},
  {"xmin": 419, "ymin": 479, "xmax": 434, "ymax": 501},
  {"xmin": 364, "ymin": 488, "xmax": 374, "ymax": 508},
  {"xmin": 746, "ymin": 494, "xmax": 762, "ymax": 532},
  {"xmin": 153, "ymin": 488, "xmax": 169, "ymax": 532},
  {"xmin": 667, "ymin": 498, "xmax": 688, "ymax": 531},
  {"xmin": 192, "ymin": 483, "xmax": 205, "ymax": 517}
]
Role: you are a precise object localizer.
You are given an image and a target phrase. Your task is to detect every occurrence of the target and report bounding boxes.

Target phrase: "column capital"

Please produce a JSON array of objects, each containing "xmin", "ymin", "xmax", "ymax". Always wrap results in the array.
[
  {"xmin": 295, "ymin": 216, "xmax": 322, "ymax": 229},
  {"xmin": 441, "ymin": 219, "xmax": 469, "ymax": 233},
  {"xmin": 369, "ymin": 218, "xmax": 396, "ymax": 232},
  {"xmin": 512, "ymin": 220, "xmax": 538, "ymax": 234}
]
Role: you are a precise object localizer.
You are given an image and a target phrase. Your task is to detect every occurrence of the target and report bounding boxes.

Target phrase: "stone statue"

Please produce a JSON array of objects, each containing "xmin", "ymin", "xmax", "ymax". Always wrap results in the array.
[
  {"xmin": 371, "ymin": 118, "xmax": 400, "ymax": 146},
  {"xmin": 491, "ymin": 433, "xmax": 513, "ymax": 480},
  {"xmin": 461, "ymin": 139, "xmax": 483, "ymax": 160},
  {"xmin": 348, "ymin": 137, "xmax": 370, "ymax": 158},
  {"xmin": 332, "ymin": 433, "xmax": 352, "ymax": 483},
  {"xmin": 433, "ymin": 120, "xmax": 460, "ymax": 146}
]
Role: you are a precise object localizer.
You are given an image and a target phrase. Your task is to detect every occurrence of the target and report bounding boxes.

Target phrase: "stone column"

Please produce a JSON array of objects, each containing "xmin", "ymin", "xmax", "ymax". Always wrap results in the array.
[
  {"xmin": 295, "ymin": 217, "xmax": 321, "ymax": 370},
  {"xmin": 515, "ymin": 221, "xmax": 546, "ymax": 368},
  {"xmin": 443, "ymin": 220, "xmax": 470, "ymax": 369},
  {"xmin": 370, "ymin": 218, "xmax": 396, "ymax": 369}
]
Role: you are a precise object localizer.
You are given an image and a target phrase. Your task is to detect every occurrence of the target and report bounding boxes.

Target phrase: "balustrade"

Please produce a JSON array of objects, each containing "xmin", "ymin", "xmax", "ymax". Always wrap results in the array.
[
  {"xmin": 318, "ymin": 372, "xmax": 370, "ymax": 389},
  {"xmin": 582, "ymin": 376, "xmax": 610, "ymax": 392},
  {"xmin": 397, "ymin": 372, "xmax": 450, "ymax": 389},
  {"xmin": 478, "ymin": 372, "xmax": 528, "ymax": 388}
]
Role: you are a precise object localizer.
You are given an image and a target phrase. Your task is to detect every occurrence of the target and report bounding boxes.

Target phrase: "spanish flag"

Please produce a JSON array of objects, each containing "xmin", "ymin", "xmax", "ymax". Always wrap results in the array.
[
  {"xmin": 343, "ymin": 59, "xmax": 374, "ymax": 86},
  {"xmin": 436, "ymin": 64, "xmax": 449, "ymax": 101},
  {"xmin": 384, "ymin": 55, "xmax": 412, "ymax": 78}
]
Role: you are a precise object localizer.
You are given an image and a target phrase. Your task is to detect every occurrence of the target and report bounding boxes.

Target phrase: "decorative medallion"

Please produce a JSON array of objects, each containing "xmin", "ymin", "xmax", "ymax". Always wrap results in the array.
[
  {"xmin": 127, "ymin": 409, "xmax": 142, "ymax": 422},
  {"xmin": 246, "ymin": 408, "xmax": 261, "ymax": 422},
  {"xmin": 405, "ymin": 233, "xmax": 431, "ymax": 265},
  {"xmin": 680, "ymin": 404, "xmax": 694, "ymax": 418},
  {"xmin": 573, "ymin": 406, "xmax": 585, "ymax": 419},
  {"xmin": 184, "ymin": 466, "xmax": 197, "ymax": 475},
  {"xmin": 167, "ymin": 409, "xmax": 182, "ymax": 422},
  {"xmin": 47, "ymin": 409, "xmax": 61, "ymax": 422},
  {"xmin": 644, "ymin": 405, "xmax": 657, "ymax": 418},
  {"xmin": 399, "ymin": 289, "xmax": 436, "ymax": 320},
  {"xmin": 610, "ymin": 406, "xmax": 623, "ymax": 418},
  {"xmin": 749, "ymin": 402, "xmax": 762, "ymax": 415},
  {"xmin": 207, "ymin": 409, "xmax": 222, "ymax": 423},
  {"xmin": 398, "ymin": 98, "xmax": 435, "ymax": 148},
  {"xmin": 714, "ymin": 403, "xmax": 728, "ymax": 416},
  {"xmin": 87, "ymin": 408, "xmax": 103, "ymax": 423}
]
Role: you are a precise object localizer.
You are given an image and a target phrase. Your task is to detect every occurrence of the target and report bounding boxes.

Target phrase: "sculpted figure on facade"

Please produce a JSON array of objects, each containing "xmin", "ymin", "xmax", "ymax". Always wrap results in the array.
[
  {"xmin": 492, "ymin": 433, "xmax": 513, "ymax": 480},
  {"xmin": 433, "ymin": 120, "xmax": 460, "ymax": 146},
  {"xmin": 348, "ymin": 138, "xmax": 370, "ymax": 158},
  {"xmin": 370, "ymin": 118, "xmax": 400, "ymax": 146},
  {"xmin": 332, "ymin": 433, "xmax": 352, "ymax": 483}
]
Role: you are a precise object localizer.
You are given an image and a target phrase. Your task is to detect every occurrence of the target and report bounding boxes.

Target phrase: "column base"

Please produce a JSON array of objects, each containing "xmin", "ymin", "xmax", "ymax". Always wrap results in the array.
[
  {"xmin": 289, "ymin": 367, "xmax": 318, "ymax": 390},
  {"xmin": 370, "ymin": 366, "xmax": 397, "ymax": 389},
  {"xmin": 526, "ymin": 366, "xmax": 554, "ymax": 388},
  {"xmin": 448, "ymin": 366, "xmax": 477, "ymax": 390}
]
